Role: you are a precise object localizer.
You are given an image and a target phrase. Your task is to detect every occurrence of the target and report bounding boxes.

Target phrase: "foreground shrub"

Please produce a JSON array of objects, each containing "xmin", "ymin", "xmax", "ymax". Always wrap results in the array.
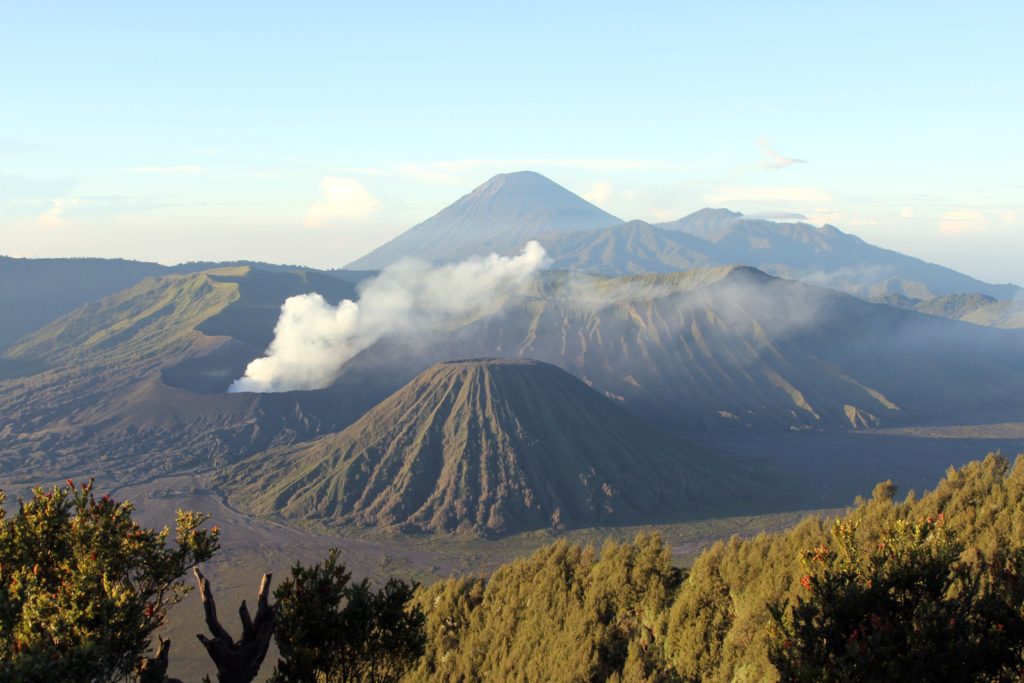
[
  {"xmin": 271, "ymin": 549, "xmax": 425, "ymax": 683},
  {"xmin": 769, "ymin": 515, "xmax": 1024, "ymax": 682},
  {"xmin": 0, "ymin": 480, "xmax": 219, "ymax": 682}
]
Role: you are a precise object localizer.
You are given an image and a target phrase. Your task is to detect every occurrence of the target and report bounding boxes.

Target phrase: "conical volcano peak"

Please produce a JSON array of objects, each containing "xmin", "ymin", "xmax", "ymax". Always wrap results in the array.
[
  {"xmin": 437, "ymin": 356, "xmax": 539, "ymax": 368},
  {"xmin": 467, "ymin": 171, "xmax": 581, "ymax": 203},
  {"xmin": 472, "ymin": 170, "xmax": 554, "ymax": 190},
  {"xmin": 448, "ymin": 170, "xmax": 612, "ymax": 217},
  {"xmin": 220, "ymin": 356, "xmax": 763, "ymax": 535},
  {"xmin": 345, "ymin": 172, "xmax": 621, "ymax": 269}
]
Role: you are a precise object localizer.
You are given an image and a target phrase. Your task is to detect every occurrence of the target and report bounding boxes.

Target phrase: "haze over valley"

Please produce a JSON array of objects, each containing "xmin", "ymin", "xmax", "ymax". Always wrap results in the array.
[
  {"xmin": 3, "ymin": 5, "xmax": 1023, "ymax": 679},
  {"xmin": 3, "ymin": 170, "xmax": 1022, "ymax": 501},
  {"xmin": 5, "ymin": 169, "xmax": 1024, "ymax": 681}
]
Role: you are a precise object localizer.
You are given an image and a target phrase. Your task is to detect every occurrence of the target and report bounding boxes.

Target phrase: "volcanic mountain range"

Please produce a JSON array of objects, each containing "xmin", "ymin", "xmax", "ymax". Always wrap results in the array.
[
  {"xmin": 1, "ymin": 170, "xmax": 1022, "ymax": 534},
  {"xmin": 347, "ymin": 171, "xmax": 1020, "ymax": 301},
  {"xmin": 2, "ymin": 261, "xmax": 1022, "ymax": 485}
]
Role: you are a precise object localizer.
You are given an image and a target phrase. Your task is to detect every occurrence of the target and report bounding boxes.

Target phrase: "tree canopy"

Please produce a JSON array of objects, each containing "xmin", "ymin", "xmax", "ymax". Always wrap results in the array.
[
  {"xmin": 4, "ymin": 453, "xmax": 1024, "ymax": 682},
  {"xmin": 271, "ymin": 549, "xmax": 425, "ymax": 683},
  {"xmin": 0, "ymin": 480, "xmax": 218, "ymax": 682},
  {"xmin": 411, "ymin": 453, "xmax": 1024, "ymax": 682}
]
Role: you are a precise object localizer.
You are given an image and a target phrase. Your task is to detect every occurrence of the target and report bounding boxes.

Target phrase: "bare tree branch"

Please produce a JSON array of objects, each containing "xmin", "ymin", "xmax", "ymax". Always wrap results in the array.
[
  {"xmin": 136, "ymin": 636, "xmax": 183, "ymax": 683},
  {"xmin": 193, "ymin": 567, "xmax": 277, "ymax": 683}
]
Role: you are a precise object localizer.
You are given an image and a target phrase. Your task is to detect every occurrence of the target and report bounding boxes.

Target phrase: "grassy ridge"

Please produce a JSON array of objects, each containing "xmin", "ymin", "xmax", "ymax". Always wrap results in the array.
[{"xmin": 0, "ymin": 267, "xmax": 358, "ymax": 479}]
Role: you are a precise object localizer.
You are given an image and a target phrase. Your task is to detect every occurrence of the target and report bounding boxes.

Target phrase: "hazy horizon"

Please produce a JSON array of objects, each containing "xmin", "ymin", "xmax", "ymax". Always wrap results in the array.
[
  {"xmin": 2, "ymin": 2, "xmax": 1021, "ymax": 284},
  {"xmin": 4, "ymin": 6, "xmax": 1024, "ymax": 680}
]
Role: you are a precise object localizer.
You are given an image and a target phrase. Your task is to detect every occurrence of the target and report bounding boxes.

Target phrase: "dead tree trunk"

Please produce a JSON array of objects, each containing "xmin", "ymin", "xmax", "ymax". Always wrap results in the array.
[
  {"xmin": 136, "ymin": 636, "xmax": 183, "ymax": 683},
  {"xmin": 194, "ymin": 567, "xmax": 277, "ymax": 683}
]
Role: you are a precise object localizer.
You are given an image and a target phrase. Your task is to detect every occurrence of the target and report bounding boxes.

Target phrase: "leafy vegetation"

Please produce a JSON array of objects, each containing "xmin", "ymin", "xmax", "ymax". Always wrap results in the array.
[
  {"xmin": 272, "ymin": 549, "xmax": 425, "ymax": 683},
  {"xmin": 0, "ymin": 481, "xmax": 218, "ymax": 682},
  {"xmin": 768, "ymin": 515, "xmax": 1024, "ymax": 682},
  {"xmin": 406, "ymin": 533, "xmax": 680, "ymax": 682},
  {"xmin": 410, "ymin": 453, "xmax": 1024, "ymax": 681},
  {"xmin": 3, "ymin": 453, "xmax": 1024, "ymax": 681}
]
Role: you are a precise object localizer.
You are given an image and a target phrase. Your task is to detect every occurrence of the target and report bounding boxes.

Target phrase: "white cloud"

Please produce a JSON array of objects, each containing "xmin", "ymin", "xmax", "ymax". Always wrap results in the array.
[
  {"xmin": 939, "ymin": 210, "xmax": 986, "ymax": 236},
  {"xmin": 0, "ymin": 137, "xmax": 36, "ymax": 157},
  {"xmin": 649, "ymin": 207, "xmax": 680, "ymax": 221},
  {"xmin": 744, "ymin": 211, "xmax": 808, "ymax": 221},
  {"xmin": 1000, "ymin": 210, "xmax": 1018, "ymax": 223},
  {"xmin": 758, "ymin": 138, "xmax": 807, "ymax": 171},
  {"xmin": 334, "ymin": 166, "xmax": 385, "ymax": 176},
  {"xmin": 806, "ymin": 208, "xmax": 842, "ymax": 225},
  {"xmin": 129, "ymin": 165, "xmax": 203, "ymax": 175},
  {"xmin": 427, "ymin": 158, "xmax": 688, "ymax": 172},
  {"xmin": 38, "ymin": 198, "xmax": 78, "ymax": 230},
  {"xmin": 581, "ymin": 180, "xmax": 613, "ymax": 206},
  {"xmin": 900, "ymin": 207, "xmax": 914, "ymax": 219},
  {"xmin": 334, "ymin": 158, "xmax": 692, "ymax": 186},
  {"xmin": 0, "ymin": 172, "xmax": 76, "ymax": 201},
  {"xmin": 229, "ymin": 241, "xmax": 548, "ymax": 392},
  {"xmin": 541, "ymin": 158, "xmax": 687, "ymax": 172},
  {"xmin": 35, "ymin": 195, "xmax": 165, "ymax": 230},
  {"xmin": 238, "ymin": 170, "xmax": 282, "ymax": 179},
  {"xmin": 706, "ymin": 185, "xmax": 832, "ymax": 205},
  {"xmin": 392, "ymin": 163, "xmax": 465, "ymax": 185},
  {"xmin": 305, "ymin": 177, "xmax": 380, "ymax": 228}
]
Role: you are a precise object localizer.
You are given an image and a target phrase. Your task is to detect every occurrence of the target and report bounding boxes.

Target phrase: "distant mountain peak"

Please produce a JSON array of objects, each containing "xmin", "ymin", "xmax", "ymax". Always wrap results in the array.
[
  {"xmin": 659, "ymin": 208, "xmax": 856, "ymax": 247},
  {"xmin": 472, "ymin": 170, "xmax": 557, "ymax": 192},
  {"xmin": 820, "ymin": 223, "xmax": 850, "ymax": 238},
  {"xmin": 457, "ymin": 170, "xmax": 603, "ymax": 210},
  {"xmin": 345, "ymin": 172, "xmax": 621, "ymax": 269},
  {"xmin": 657, "ymin": 208, "xmax": 745, "ymax": 240},
  {"xmin": 684, "ymin": 207, "xmax": 744, "ymax": 221}
]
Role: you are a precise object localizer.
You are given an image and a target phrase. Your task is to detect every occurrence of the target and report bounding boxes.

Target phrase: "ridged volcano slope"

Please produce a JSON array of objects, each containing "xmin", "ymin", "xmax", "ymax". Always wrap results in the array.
[
  {"xmin": 220, "ymin": 359, "xmax": 762, "ymax": 535},
  {"xmin": 330, "ymin": 267, "xmax": 1024, "ymax": 432}
]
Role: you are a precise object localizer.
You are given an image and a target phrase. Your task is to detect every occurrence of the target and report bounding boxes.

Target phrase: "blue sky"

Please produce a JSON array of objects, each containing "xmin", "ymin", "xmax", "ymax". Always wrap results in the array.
[{"xmin": 1, "ymin": 2, "xmax": 1021, "ymax": 283}]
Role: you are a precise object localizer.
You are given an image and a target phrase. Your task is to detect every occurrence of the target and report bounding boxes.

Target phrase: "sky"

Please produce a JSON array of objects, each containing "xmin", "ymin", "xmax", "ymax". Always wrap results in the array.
[{"xmin": 1, "ymin": 2, "xmax": 1021, "ymax": 284}]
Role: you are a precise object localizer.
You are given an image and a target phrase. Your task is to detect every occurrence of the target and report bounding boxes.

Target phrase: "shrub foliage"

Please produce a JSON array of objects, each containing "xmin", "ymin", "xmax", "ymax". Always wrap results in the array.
[
  {"xmin": 3, "ymin": 453, "xmax": 1024, "ymax": 682},
  {"xmin": 0, "ymin": 480, "xmax": 218, "ymax": 682},
  {"xmin": 271, "ymin": 549, "xmax": 425, "ymax": 683}
]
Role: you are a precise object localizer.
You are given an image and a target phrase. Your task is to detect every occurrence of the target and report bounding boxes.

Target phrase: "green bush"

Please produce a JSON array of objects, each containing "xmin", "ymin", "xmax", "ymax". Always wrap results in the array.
[
  {"xmin": 271, "ymin": 549, "xmax": 425, "ymax": 683},
  {"xmin": 769, "ymin": 516, "xmax": 1024, "ymax": 682},
  {"xmin": 0, "ymin": 480, "xmax": 218, "ymax": 682}
]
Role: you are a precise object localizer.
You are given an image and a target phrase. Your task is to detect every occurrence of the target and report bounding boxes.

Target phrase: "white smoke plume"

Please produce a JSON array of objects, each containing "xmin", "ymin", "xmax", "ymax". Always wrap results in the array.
[{"xmin": 228, "ymin": 241, "xmax": 548, "ymax": 393}]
